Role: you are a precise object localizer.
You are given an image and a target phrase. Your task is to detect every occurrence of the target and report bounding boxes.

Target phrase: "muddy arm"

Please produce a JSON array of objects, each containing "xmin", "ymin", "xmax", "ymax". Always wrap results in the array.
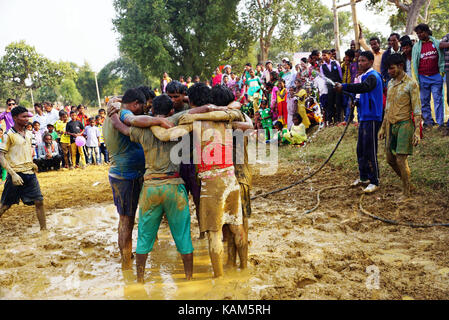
[
  {"xmin": 109, "ymin": 113, "xmax": 131, "ymax": 136},
  {"xmin": 0, "ymin": 152, "xmax": 24, "ymax": 185},
  {"xmin": 150, "ymin": 124, "xmax": 193, "ymax": 142},
  {"xmin": 232, "ymin": 113, "xmax": 253, "ymax": 130},
  {"xmin": 178, "ymin": 110, "xmax": 244, "ymax": 125}
]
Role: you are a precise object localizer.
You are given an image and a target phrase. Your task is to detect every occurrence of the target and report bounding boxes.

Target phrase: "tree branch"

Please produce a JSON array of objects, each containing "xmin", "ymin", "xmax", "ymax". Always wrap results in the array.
[{"xmin": 387, "ymin": 0, "xmax": 410, "ymax": 12}]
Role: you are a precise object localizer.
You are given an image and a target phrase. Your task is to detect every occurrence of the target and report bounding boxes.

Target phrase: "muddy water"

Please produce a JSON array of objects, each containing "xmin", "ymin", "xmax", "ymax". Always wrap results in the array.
[{"xmin": 0, "ymin": 204, "xmax": 252, "ymax": 300}]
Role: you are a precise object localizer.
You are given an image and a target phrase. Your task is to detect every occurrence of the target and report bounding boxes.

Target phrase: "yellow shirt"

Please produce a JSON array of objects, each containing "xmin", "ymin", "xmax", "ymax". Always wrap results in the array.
[
  {"xmin": 0, "ymin": 128, "xmax": 34, "ymax": 174},
  {"xmin": 55, "ymin": 120, "xmax": 71, "ymax": 144},
  {"xmin": 385, "ymin": 72, "xmax": 422, "ymax": 124}
]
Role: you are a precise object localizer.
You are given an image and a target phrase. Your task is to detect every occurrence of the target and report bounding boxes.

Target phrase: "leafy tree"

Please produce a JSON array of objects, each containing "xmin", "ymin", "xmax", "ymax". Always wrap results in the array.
[
  {"xmin": 76, "ymin": 62, "xmax": 98, "ymax": 106},
  {"xmin": 0, "ymin": 41, "xmax": 68, "ymax": 103},
  {"xmin": 113, "ymin": 0, "xmax": 251, "ymax": 80},
  {"xmin": 36, "ymin": 86, "xmax": 58, "ymax": 103},
  {"xmin": 388, "ymin": 0, "xmax": 449, "ymax": 39},
  {"xmin": 426, "ymin": 0, "xmax": 449, "ymax": 39},
  {"xmin": 298, "ymin": 7, "xmax": 352, "ymax": 52},
  {"xmin": 97, "ymin": 57, "xmax": 147, "ymax": 97},
  {"xmin": 366, "ymin": 0, "xmax": 432, "ymax": 34},
  {"xmin": 58, "ymin": 79, "xmax": 83, "ymax": 105},
  {"xmin": 243, "ymin": 0, "xmax": 321, "ymax": 62}
]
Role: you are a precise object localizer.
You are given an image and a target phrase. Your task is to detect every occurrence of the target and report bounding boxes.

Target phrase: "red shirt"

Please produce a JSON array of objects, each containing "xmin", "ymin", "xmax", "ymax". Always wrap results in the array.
[
  {"xmin": 418, "ymin": 41, "xmax": 440, "ymax": 76},
  {"xmin": 76, "ymin": 113, "xmax": 89, "ymax": 127},
  {"xmin": 197, "ymin": 143, "xmax": 233, "ymax": 173}
]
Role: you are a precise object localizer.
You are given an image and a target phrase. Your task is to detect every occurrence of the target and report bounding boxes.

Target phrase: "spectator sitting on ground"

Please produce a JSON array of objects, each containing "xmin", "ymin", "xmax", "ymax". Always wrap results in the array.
[{"xmin": 35, "ymin": 133, "xmax": 62, "ymax": 172}]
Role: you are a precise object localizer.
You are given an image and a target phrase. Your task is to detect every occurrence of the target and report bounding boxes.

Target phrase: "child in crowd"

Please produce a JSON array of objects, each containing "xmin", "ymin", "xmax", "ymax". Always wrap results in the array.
[
  {"xmin": 66, "ymin": 111, "xmax": 85, "ymax": 169},
  {"xmin": 258, "ymin": 100, "xmax": 273, "ymax": 141},
  {"xmin": 46, "ymin": 123, "xmax": 58, "ymax": 141},
  {"xmin": 55, "ymin": 110, "xmax": 71, "ymax": 169},
  {"xmin": 287, "ymin": 87, "xmax": 297, "ymax": 129},
  {"xmin": 276, "ymin": 79, "xmax": 288, "ymax": 125},
  {"xmin": 271, "ymin": 121, "xmax": 288, "ymax": 145},
  {"xmin": 98, "ymin": 108, "xmax": 106, "ymax": 125},
  {"xmin": 31, "ymin": 121, "xmax": 45, "ymax": 159},
  {"xmin": 295, "ymin": 86, "xmax": 311, "ymax": 129},
  {"xmin": 246, "ymin": 69, "xmax": 263, "ymax": 116},
  {"xmin": 283, "ymin": 113, "xmax": 307, "ymax": 145},
  {"xmin": 84, "ymin": 117, "xmax": 101, "ymax": 165},
  {"xmin": 96, "ymin": 115, "xmax": 109, "ymax": 164},
  {"xmin": 0, "ymin": 128, "xmax": 6, "ymax": 182}
]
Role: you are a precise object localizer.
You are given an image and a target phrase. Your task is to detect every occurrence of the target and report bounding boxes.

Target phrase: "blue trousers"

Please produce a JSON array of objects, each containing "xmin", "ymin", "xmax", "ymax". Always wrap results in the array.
[
  {"xmin": 446, "ymin": 73, "xmax": 449, "ymax": 126},
  {"xmin": 357, "ymin": 121, "xmax": 382, "ymax": 186},
  {"xmin": 419, "ymin": 73, "xmax": 444, "ymax": 126}
]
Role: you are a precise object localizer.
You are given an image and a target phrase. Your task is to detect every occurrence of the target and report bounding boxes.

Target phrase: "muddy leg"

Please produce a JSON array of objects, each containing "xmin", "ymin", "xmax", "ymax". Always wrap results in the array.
[
  {"xmin": 386, "ymin": 151, "xmax": 402, "ymax": 178},
  {"xmin": 34, "ymin": 200, "xmax": 46, "ymax": 231},
  {"xmin": 136, "ymin": 253, "xmax": 148, "ymax": 283},
  {"xmin": 181, "ymin": 253, "xmax": 193, "ymax": 280},
  {"xmin": 194, "ymin": 199, "xmax": 205, "ymax": 239},
  {"xmin": 229, "ymin": 224, "xmax": 248, "ymax": 269},
  {"xmin": 207, "ymin": 230, "xmax": 224, "ymax": 278},
  {"xmin": 0, "ymin": 203, "xmax": 11, "ymax": 219},
  {"xmin": 118, "ymin": 215, "xmax": 135, "ymax": 270},
  {"xmin": 224, "ymin": 224, "xmax": 237, "ymax": 267},
  {"xmin": 396, "ymin": 154, "xmax": 411, "ymax": 197}
]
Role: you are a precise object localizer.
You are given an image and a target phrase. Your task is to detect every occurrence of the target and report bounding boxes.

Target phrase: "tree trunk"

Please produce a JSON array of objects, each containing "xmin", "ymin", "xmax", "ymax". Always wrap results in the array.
[
  {"xmin": 388, "ymin": 0, "xmax": 430, "ymax": 35},
  {"xmin": 405, "ymin": 0, "xmax": 428, "ymax": 34}
]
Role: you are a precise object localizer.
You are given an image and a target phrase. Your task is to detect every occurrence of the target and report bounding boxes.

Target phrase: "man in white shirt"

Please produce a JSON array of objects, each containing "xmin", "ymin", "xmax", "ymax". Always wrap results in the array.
[
  {"xmin": 381, "ymin": 33, "xmax": 402, "ymax": 84},
  {"xmin": 32, "ymin": 103, "xmax": 47, "ymax": 129},
  {"xmin": 282, "ymin": 61, "xmax": 297, "ymax": 88},
  {"xmin": 43, "ymin": 102, "xmax": 60, "ymax": 126}
]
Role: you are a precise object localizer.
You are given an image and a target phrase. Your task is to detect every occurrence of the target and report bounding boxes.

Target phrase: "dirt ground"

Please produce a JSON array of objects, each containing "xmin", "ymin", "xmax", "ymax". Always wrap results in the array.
[{"xmin": 0, "ymin": 158, "xmax": 448, "ymax": 300}]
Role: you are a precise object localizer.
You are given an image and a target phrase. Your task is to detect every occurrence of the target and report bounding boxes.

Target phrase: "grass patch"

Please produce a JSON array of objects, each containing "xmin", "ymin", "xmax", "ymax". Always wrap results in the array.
[{"xmin": 279, "ymin": 125, "xmax": 449, "ymax": 194}]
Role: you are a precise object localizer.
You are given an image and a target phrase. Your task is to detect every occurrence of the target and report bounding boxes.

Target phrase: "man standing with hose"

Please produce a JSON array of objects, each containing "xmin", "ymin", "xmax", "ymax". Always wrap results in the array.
[{"xmin": 335, "ymin": 51, "xmax": 384, "ymax": 193}]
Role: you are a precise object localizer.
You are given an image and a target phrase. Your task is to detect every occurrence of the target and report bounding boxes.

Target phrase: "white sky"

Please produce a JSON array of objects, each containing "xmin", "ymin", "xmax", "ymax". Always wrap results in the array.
[
  {"xmin": 322, "ymin": 0, "xmax": 393, "ymax": 49},
  {"xmin": 0, "ymin": 0, "xmax": 120, "ymax": 72},
  {"xmin": 0, "ymin": 0, "xmax": 394, "ymax": 72}
]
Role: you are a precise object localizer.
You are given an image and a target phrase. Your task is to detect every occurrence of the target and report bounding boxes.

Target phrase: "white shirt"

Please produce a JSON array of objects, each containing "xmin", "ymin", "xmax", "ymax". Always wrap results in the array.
[
  {"xmin": 44, "ymin": 109, "xmax": 60, "ymax": 126},
  {"xmin": 32, "ymin": 113, "xmax": 47, "ymax": 128},
  {"xmin": 314, "ymin": 76, "xmax": 328, "ymax": 95},
  {"xmin": 84, "ymin": 125, "xmax": 100, "ymax": 147},
  {"xmin": 282, "ymin": 70, "xmax": 297, "ymax": 88}
]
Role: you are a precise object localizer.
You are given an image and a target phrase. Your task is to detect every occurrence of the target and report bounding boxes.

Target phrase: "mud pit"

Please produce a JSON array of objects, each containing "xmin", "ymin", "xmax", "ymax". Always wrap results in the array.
[{"xmin": 0, "ymin": 163, "xmax": 448, "ymax": 300}]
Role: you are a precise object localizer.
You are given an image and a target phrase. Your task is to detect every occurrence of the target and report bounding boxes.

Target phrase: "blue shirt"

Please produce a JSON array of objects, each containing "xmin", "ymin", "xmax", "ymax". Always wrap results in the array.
[{"xmin": 103, "ymin": 109, "xmax": 145, "ymax": 179}]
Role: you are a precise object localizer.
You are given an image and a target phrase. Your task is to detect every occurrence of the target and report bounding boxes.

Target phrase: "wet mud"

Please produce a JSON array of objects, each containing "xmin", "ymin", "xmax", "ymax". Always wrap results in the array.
[{"xmin": 1, "ymin": 163, "xmax": 448, "ymax": 299}]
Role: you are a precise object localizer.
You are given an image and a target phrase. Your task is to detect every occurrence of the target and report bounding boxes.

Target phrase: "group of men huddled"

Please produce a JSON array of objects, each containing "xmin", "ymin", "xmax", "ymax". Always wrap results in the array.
[{"xmin": 103, "ymin": 82, "xmax": 253, "ymax": 282}]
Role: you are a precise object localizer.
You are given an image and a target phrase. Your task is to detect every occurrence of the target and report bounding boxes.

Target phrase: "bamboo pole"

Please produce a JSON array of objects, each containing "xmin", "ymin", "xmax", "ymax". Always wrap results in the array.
[
  {"xmin": 94, "ymin": 72, "xmax": 102, "ymax": 108},
  {"xmin": 350, "ymin": 0, "xmax": 360, "ymax": 50},
  {"xmin": 332, "ymin": 0, "xmax": 341, "ymax": 61}
]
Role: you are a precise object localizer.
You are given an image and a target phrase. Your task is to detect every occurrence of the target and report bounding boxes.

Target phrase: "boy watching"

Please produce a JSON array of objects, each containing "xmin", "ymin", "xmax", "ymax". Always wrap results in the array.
[{"xmin": 66, "ymin": 111, "xmax": 85, "ymax": 169}]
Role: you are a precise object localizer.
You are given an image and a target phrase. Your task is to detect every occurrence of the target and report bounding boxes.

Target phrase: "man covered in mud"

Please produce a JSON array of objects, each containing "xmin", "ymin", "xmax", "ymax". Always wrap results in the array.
[
  {"xmin": 108, "ymin": 94, "xmax": 195, "ymax": 283},
  {"xmin": 166, "ymin": 80, "xmax": 190, "ymax": 113},
  {"xmin": 103, "ymin": 88, "xmax": 173, "ymax": 271},
  {"xmin": 0, "ymin": 106, "xmax": 46, "ymax": 231},
  {"xmin": 378, "ymin": 53, "xmax": 422, "ymax": 200},
  {"xmin": 149, "ymin": 83, "xmax": 250, "ymax": 278}
]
